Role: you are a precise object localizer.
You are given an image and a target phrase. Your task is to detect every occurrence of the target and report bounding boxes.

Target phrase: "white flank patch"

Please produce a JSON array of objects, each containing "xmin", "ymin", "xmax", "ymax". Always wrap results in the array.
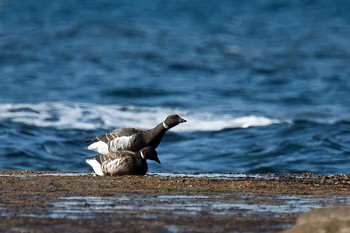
[
  {"xmin": 110, "ymin": 136, "xmax": 132, "ymax": 152},
  {"xmin": 103, "ymin": 158, "xmax": 125, "ymax": 174},
  {"xmin": 87, "ymin": 141, "xmax": 109, "ymax": 154},
  {"xmin": 86, "ymin": 158, "xmax": 104, "ymax": 176},
  {"xmin": 106, "ymin": 158, "xmax": 124, "ymax": 169}
]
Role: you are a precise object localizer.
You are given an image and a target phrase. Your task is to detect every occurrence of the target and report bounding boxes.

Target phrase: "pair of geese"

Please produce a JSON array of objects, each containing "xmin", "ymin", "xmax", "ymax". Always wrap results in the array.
[{"xmin": 85, "ymin": 114, "xmax": 186, "ymax": 176}]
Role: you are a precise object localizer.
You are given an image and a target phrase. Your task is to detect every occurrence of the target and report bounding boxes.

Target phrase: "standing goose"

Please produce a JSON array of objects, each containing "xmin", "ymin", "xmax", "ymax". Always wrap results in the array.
[
  {"xmin": 86, "ymin": 114, "xmax": 186, "ymax": 154},
  {"xmin": 86, "ymin": 147, "xmax": 160, "ymax": 176}
]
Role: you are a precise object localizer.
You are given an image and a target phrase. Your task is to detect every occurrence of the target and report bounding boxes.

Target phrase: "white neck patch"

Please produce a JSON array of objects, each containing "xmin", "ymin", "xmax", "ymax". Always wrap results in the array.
[
  {"xmin": 163, "ymin": 121, "xmax": 169, "ymax": 129},
  {"xmin": 140, "ymin": 150, "xmax": 145, "ymax": 159}
]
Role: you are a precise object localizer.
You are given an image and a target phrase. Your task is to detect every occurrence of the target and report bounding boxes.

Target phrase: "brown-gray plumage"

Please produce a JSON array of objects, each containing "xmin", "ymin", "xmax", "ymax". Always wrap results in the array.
[
  {"xmin": 85, "ymin": 147, "xmax": 160, "ymax": 176},
  {"xmin": 86, "ymin": 114, "xmax": 186, "ymax": 154}
]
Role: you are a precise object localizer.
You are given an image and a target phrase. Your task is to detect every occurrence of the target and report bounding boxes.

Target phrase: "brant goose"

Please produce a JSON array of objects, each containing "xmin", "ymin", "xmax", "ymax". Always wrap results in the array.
[
  {"xmin": 85, "ymin": 147, "xmax": 160, "ymax": 176},
  {"xmin": 86, "ymin": 114, "xmax": 186, "ymax": 154}
]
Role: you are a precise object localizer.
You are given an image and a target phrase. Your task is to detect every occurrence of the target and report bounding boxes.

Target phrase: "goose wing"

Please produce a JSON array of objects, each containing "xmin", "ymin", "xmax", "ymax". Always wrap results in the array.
[
  {"xmin": 86, "ymin": 151, "xmax": 134, "ymax": 176},
  {"xmin": 86, "ymin": 128, "xmax": 143, "ymax": 143}
]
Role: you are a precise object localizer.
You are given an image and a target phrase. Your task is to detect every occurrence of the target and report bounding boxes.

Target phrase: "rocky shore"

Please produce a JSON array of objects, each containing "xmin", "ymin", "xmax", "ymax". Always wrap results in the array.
[{"xmin": 0, "ymin": 170, "xmax": 349, "ymax": 232}]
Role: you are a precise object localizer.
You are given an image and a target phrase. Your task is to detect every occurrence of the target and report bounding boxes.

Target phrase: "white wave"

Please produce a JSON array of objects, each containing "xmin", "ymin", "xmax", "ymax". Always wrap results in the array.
[{"xmin": 0, "ymin": 102, "xmax": 280, "ymax": 132}]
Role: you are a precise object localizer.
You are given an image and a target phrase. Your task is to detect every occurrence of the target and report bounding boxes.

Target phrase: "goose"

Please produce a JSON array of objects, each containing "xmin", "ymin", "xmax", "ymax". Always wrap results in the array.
[
  {"xmin": 86, "ymin": 147, "xmax": 160, "ymax": 176},
  {"xmin": 86, "ymin": 114, "xmax": 186, "ymax": 154}
]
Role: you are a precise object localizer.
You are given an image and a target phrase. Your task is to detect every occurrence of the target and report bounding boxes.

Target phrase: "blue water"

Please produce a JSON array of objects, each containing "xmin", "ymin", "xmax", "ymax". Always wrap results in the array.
[{"xmin": 1, "ymin": 0, "xmax": 350, "ymax": 174}]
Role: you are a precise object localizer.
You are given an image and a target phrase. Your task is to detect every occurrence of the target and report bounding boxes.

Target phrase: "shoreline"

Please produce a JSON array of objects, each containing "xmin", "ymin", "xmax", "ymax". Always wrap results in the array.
[{"xmin": 0, "ymin": 170, "xmax": 349, "ymax": 232}]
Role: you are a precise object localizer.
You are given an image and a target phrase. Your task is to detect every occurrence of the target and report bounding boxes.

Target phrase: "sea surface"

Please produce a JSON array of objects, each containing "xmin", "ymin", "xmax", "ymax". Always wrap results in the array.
[{"xmin": 1, "ymin": 0, "xmax": 350, "ymax": 174}]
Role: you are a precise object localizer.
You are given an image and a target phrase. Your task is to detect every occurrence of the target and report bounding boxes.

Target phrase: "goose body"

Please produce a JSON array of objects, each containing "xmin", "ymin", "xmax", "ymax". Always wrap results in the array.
[
  {"xmin": 85, "ymin": 147, "xmax": 160, "ymax": 176},
  {"xmin": 86, "ymin": 114, "xmax": 186, "ymax": 154}
]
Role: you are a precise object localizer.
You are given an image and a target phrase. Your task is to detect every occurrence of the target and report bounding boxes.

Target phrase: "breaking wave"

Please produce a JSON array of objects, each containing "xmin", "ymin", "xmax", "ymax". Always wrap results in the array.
[{"xmin": 0, "ymin": 102, "xmax": 281, "ymax": 132}]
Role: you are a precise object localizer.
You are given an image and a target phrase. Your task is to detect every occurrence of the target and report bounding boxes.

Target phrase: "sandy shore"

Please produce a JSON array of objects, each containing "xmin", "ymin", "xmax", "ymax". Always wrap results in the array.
[{"xmin": 0, "ymin": 170, "xmax": 349, "ymax": 232}]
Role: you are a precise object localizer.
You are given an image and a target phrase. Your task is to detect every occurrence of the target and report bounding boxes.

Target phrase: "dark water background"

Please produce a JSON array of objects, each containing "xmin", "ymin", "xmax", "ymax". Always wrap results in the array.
[{"xmin": 1, "ymin": 0, "xmax": 350, "ymax": 173}]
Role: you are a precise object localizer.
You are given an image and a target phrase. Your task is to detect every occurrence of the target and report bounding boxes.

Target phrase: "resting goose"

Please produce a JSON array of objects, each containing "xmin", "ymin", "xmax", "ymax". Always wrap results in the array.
[{"xmin": 86, "ymin": 147, "xmax": 160, "ymax": 176}]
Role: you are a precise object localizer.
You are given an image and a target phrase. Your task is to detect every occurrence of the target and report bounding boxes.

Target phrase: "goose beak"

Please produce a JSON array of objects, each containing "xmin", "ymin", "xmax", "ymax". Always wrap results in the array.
[
  {"xmin": 180, "ymin": 118, "xmax": 187, "ymax": 123},
  {"xmin": 154, "ymin": 157, "xmax": 161, "ymax": 164}
]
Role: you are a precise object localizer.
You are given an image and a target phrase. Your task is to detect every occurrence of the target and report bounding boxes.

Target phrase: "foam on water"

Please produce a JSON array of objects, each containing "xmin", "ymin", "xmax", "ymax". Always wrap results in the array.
[{"xmin": 0, "ymin": 102, "xmax": 281, "ymax": 132}]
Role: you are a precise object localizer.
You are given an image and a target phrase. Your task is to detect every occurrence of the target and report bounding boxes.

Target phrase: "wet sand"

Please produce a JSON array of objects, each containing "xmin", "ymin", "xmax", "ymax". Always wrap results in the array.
[{"xmin": 0, "ymin": 170, "xmax": 349, "ymax": 233}]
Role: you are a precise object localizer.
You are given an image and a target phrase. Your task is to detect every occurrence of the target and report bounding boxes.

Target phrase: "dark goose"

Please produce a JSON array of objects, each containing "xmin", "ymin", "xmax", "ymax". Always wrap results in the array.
[{"xmin": 86, "ymin": 114, "xmax": 186, "ymax": 154}]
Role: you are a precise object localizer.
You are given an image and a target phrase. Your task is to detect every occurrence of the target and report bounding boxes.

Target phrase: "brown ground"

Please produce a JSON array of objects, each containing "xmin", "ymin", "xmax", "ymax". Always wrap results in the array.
[{"xmin": 0, "ymin": 170, "xmax": 349, "ymax": 233}]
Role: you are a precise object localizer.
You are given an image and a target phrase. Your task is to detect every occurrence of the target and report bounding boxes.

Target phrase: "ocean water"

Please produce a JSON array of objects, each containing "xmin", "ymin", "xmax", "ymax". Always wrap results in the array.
[{"xmin": 1, "ymin": 0, "xmax": 350, "ymax": 174}]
